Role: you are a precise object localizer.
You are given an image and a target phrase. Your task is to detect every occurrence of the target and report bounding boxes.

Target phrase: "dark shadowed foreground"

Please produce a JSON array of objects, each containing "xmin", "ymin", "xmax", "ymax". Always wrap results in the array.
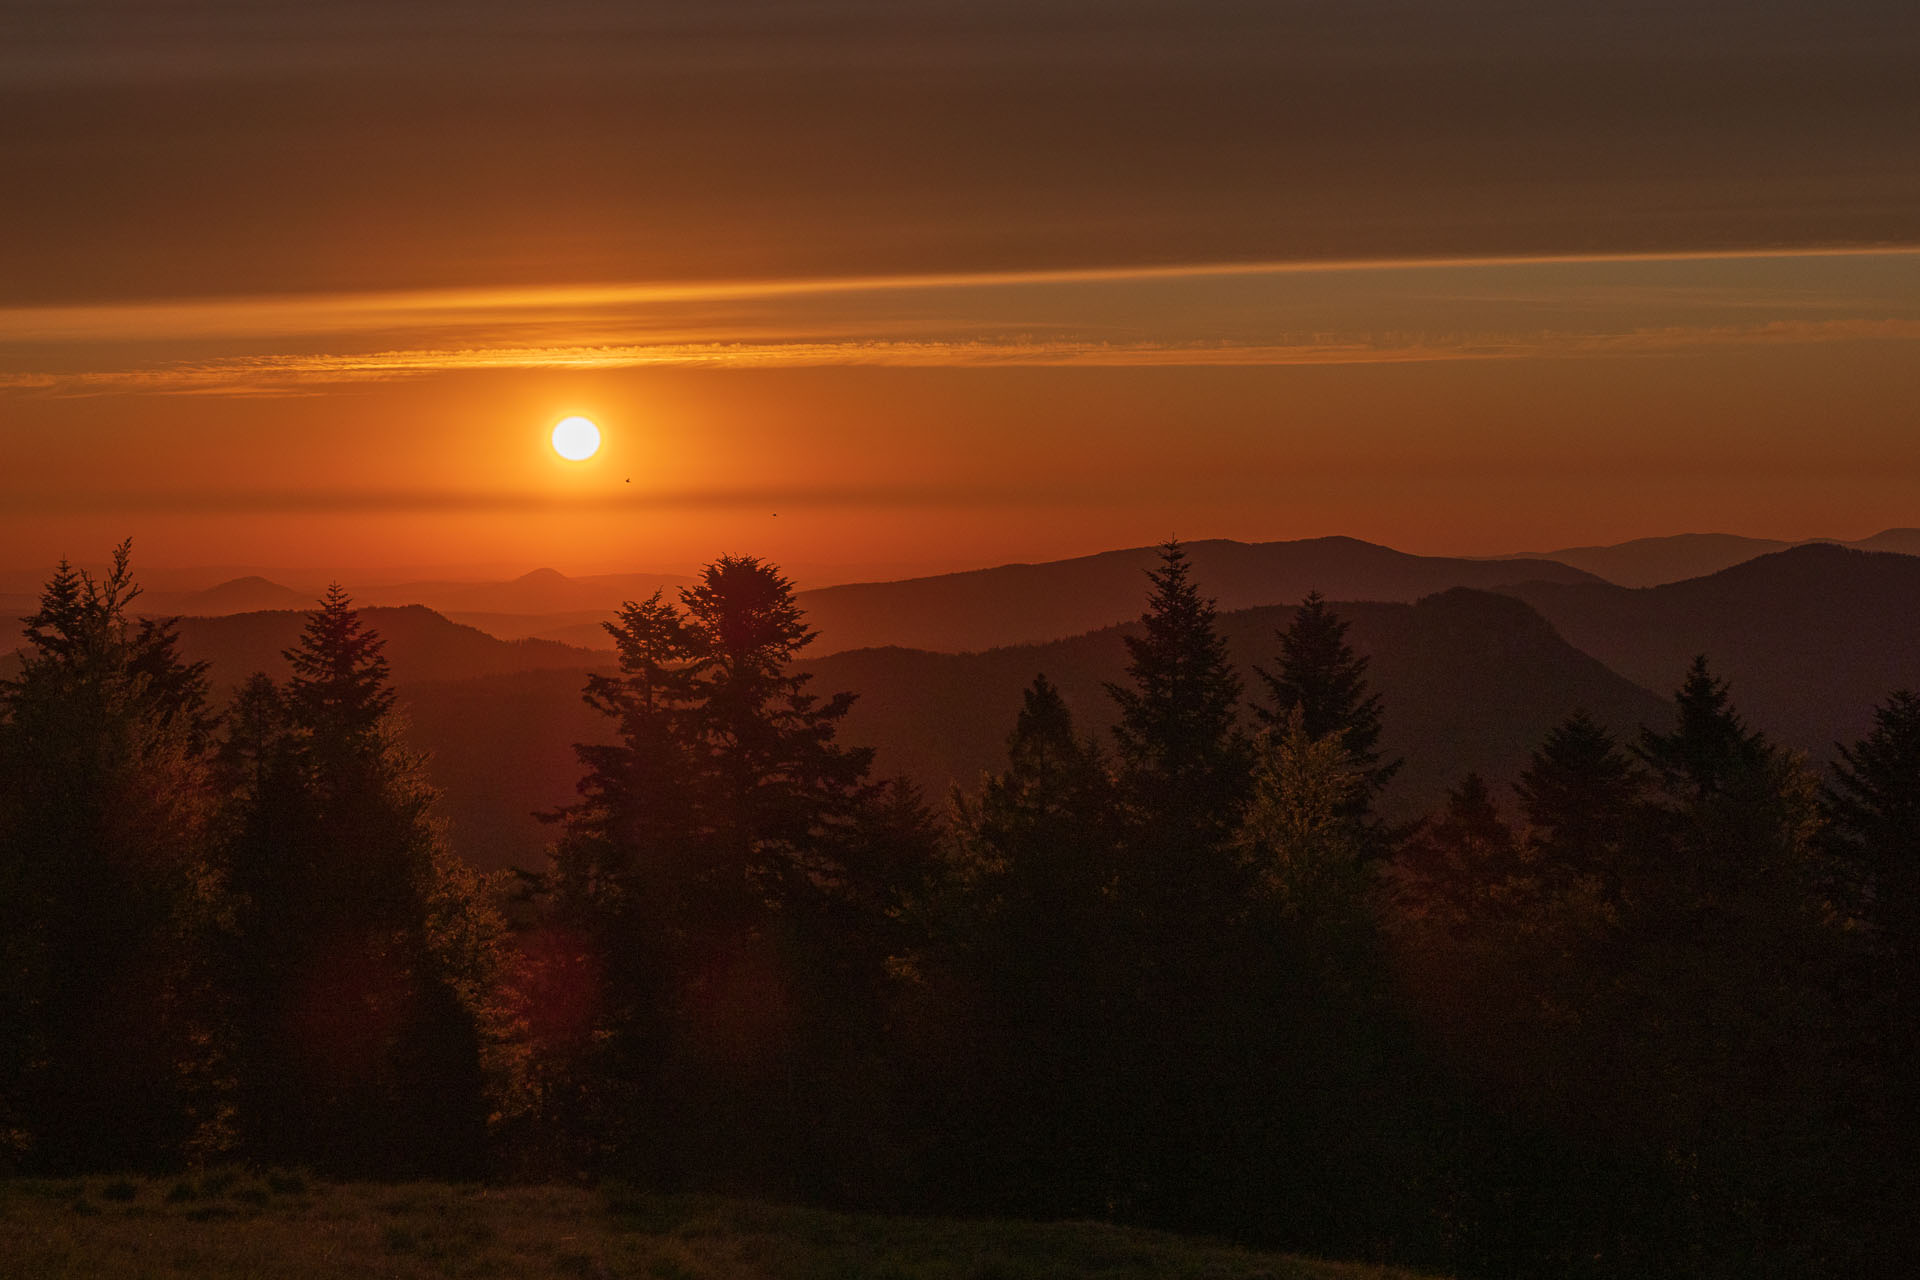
[{"xmin": 0, "ymin": 1176, "xmax": 1437, "ymax": 1280}]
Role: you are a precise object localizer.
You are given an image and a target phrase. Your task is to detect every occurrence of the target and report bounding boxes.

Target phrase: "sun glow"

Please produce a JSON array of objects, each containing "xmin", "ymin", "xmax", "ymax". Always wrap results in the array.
[{"xmin": 551, "ymin": 415, "xmax": 601, "ymax": 461}]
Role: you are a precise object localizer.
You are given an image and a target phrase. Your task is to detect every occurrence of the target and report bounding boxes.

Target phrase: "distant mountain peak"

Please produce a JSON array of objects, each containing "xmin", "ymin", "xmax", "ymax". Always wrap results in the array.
[
  {"xmin": 171, "ymin": 575, "xmax": 313, "ymax": 615},
  {"xmin": 511, "ymin": 567, "xmax": 572, "ymax": 585}
]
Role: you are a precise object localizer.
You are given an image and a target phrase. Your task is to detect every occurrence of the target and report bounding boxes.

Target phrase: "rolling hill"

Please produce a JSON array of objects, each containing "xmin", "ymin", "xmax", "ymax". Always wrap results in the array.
[
  {"xmin": 350, "ymin": 568, "xmax": 694, "ymax": 617},
  {"xmin": 1506, "ymin": 527, "xmax": 1920, "ymax": 588},
  {"xmin": 1497, "ymin": 544, "xmax": 1920, "ymax": 753},
  {"xmin": 20, "ymin": 543, "xmax": 1913, "ymax": 872},
  {"xmin": 807, "ymin": 588, "xmax": 1669, "ymax": 826},
  {"xmin": 165, "ymin": 606, "xmax": 608, "ymax": 693},
  {"xmin": 3, "ymin": 589, "xmax": 1669, "ymax": 870},
  {"xmin": 790, "ymin": 536, "xmax": 1601, "ymax": 655}
]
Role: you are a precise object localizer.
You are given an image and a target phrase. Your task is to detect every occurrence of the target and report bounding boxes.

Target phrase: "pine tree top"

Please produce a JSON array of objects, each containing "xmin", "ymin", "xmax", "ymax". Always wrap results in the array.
[
  {"xmin": 1636, "ymin": 654, "xmax": 1772, "ymax": 800},
  {"xmin": 284, "ymin": 583, "xmax": 395, "ymax": 747},
  {"xmin": 6, "ymin": 539, "xmax": 212, "ymax": 746},
  {"xmin": 1106, "ymin": 540, "xmax": 1244, "ymax": 781},
  {"xmin": 681, "ymin": 555, "xmax": 815, "ymax": 669},
  {"xmin": 1255, "ymin": 590, "xmax": 1400, "ymax": 815},
  {"xmin": 1516, "ymin": 708, "xmax": 1641, "ymax": 832}
]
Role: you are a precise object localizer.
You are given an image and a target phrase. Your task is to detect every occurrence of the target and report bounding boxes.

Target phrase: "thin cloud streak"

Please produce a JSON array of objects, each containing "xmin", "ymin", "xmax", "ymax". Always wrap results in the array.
[
  {"xmin": 5, "ymin": 246, "xmax": 1916, "ymax": 346},
  {"xmin": 7, "ymin": 318, "xmax": 1920, "ymax": 397}
]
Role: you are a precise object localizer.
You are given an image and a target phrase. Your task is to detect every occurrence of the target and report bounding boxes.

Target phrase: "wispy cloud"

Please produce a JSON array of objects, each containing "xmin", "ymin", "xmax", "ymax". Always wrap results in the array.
[
  {"xmin": 6, "ymin": 247, "xmax": 1915, "ymax": 344},
  {"xmin": 5, "ymin": 249, "xmax": 1918, "ymax": 396},
  {"xmin": 9, "ymin": 321, "xmax": 1920, "ymax": 398}
]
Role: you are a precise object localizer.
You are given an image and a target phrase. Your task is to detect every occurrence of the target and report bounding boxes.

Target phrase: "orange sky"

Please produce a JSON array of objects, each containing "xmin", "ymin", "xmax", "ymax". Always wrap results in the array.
[{"xmin": 4, "ymin": 4, "xmax": 1918, "ymax": 580}]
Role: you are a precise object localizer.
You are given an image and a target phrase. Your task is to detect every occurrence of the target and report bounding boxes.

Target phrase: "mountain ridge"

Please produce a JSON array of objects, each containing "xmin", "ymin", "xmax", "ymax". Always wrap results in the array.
[{"xmin": 1497, "ymin": 543, "xmax": 1920, "ymax": 754}]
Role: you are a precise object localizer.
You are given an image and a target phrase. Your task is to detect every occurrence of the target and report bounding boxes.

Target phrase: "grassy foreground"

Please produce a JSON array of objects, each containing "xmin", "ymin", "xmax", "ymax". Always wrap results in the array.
[{"xmin": 0, "ymin": 1173, "xmax": 1443, "ymax": 1280}]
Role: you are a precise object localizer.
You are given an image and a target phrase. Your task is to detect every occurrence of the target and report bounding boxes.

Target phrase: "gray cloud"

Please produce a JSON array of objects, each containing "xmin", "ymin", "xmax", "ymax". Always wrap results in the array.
[{"xmin": 4, "ymin": 3, "xmax": 1916, "ymax": 307}]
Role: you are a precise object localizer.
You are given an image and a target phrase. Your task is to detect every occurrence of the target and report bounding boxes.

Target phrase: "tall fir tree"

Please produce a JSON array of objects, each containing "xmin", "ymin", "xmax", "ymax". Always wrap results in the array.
[
  {"xmin": 1390, "ymin": 772, "xmax": 1528, "ymax": 926},
  {"xmin": 929, "ymin": 674, "xmax": 1125, "ymax": 1214},
  {"xmin": 221, "ymin": 586, "xmax": 497, "ymax": 1177},
  {"xmin": 677, "ymin": 555, "xmax": 876, "ymax": 919},
  {"xmin": 0, "ymin": 542, "xmax": 219, "ymax": 1171},
  {"xmin": 551, "ymin": 590, "xmax": 697, "ymax": 921},
  {"xmin": 1635, "ymin": 655, "xmax": 1773, "ymax": 803},
  {"xmin": 1633, "ymin": 655, "xmax": 1807, "ymax": 913},
  {"xmin": 1105, "ymin": 540, "xmax": 1250, "ymax": 856},
  {"xmin": 1515, "ymin": 708, "xmax": 1646, "ymax": 901},
  {"xmin": 1256, "ymin": 590, "xmax": 1400, "ymax": 819},
  {"xmin": 1236, "ymin": 704, "xmax": 1367, "ymax": 916},
  {"xmin": 1824, "ymin": 689, "xmax": 1920, "ymax": 942},
  {"xmin": 1098, "ymin": 543, "xmax": 1259, "ymax": 1223},
  {"xmin": 1824, "ymin": 690, "xmax": 1920, "ymax": 1155},
  {"xmin": 953, "ymin": 674, "xmax": 1117, "ymax": 921},
  {"xmin": 541, "ymin": 556, "xmax": 905, "ymax": 1185}
]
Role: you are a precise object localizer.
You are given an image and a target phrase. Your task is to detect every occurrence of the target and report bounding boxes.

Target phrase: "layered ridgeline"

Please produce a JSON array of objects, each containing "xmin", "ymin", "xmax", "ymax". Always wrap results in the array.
[
  {"xmin": 1506, "ymin": 527, "xmax": 1920, "ymax": 589},
  {"xmin": 1499, "ymin": 544, "xmax": 1920, "ymax": 754},
  {"xmin": 7, "ymin": 539, "xmax": 1920, "ymax": 871},
  {"xmin": 2, "ymin": 589, "xmax": 1656, "ymax": 872},
  {"xmin": 792, "ymin": 536, "xmax": 1601, "ymax": 654},
  {"xmin": 809, "ymin": 588, "xmax": 1666, "ymax": 825}
]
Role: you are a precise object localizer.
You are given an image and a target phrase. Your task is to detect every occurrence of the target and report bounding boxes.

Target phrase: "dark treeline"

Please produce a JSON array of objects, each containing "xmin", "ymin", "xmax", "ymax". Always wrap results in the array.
[{"xmin": 3, "ymin": 540, "xmax": 1917, "ymax": 1279}]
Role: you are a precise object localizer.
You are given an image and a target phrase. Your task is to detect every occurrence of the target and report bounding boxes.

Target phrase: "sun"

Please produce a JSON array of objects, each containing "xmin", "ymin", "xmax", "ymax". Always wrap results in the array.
[{"xmin": 551, "ymin": 416, "xmax": 601, "ymax": 461}]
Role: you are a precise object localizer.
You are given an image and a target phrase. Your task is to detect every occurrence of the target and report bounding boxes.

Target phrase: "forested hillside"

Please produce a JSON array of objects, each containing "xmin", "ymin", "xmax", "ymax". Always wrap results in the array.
[{"xmin": 5, "ymin": 543, "xmax": 1918, "ymax": 1279}]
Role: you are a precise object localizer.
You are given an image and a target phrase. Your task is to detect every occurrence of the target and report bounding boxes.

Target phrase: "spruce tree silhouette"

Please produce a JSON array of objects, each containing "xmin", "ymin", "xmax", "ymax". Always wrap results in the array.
[
  {"xmin": 677, "ymin": 555, "xmax": 875, "ymax": 918},
  {"xmin": 1632, "ymin": 655, "xmax": 1805, "ymax": 917},
  {"xmin": 1098, "ymin": 541, "xmax": 1258, "ymax": 1225},
  {"xmin": 957, "ymin": 674, "xmax": 1116, "ymax": 917},
  {"xmin": 1236, "ymin": 704, "xmax": 1366, "ymax": 915},
  {"xmin": 285, "ymin": 582, "xmax": 396, "ymax": 747},
  {"xmin": 1824, "ymin": 689, "xmax": 1920, "ymax": 920},
  {"xmin": 1515, "ymin": 709, "xmax": 1646, "ymax": 900},
  {"xmin": 222, "ymin": 585, "xmax": 494, "ymax": 1177},
  {"xmin": 0, "ymin": 541, "xmax": 217, "ymax": 1171},
  {"xmin": 1390, "ymin": 772, "xmax": 1526, "ymax": 926},
  {"xmin": 1635, "ymin": 655, "xmax": 1773, "ymax": 802},
  {"xmin": 543, "ymin": 556, "xmax": 899, "ymax": 1185},
  {"xmin": 1825, "ymin": 690, "xmax": 1920, "ymax": 1158},
  {"xmin": 1106, "ymin": 540, "xmax": 1249, "ymax": 853},
  {"xmin": 937, "ymin": 674, "xmax": 1123, "ymax": 1214},
  {"xmin": 1256, "ymin": 590, "xmax": 1400, "ymax": 821}
]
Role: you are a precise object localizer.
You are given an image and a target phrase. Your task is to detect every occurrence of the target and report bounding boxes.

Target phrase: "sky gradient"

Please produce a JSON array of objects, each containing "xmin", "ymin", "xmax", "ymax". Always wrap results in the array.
[{"xmin": 5, "ymin": 2, "xmax": 1917, "ymax": 578}]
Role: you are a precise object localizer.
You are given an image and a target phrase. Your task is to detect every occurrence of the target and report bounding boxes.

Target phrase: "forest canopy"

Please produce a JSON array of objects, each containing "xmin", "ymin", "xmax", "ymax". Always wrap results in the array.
[{"xmin": 2, "ymin": 540, "xmax": 1916, "ymax": 1280}]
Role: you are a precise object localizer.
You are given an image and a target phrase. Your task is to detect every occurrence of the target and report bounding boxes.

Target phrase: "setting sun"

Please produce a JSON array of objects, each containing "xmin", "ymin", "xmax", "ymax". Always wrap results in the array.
[
  {"xmin": 549, "ymin": 416, "xmax": 599, "ymax": 460},
  {"xmin": 551, "ymin": 415, "xmax": 601, "ymax": 461}
]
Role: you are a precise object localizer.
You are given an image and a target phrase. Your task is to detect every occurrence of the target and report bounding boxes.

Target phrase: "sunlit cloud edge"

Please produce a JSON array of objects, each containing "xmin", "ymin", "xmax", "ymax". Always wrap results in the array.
[{"xmin": 5, "ymin": 317, "xmax": 1920, "ymax": 398}]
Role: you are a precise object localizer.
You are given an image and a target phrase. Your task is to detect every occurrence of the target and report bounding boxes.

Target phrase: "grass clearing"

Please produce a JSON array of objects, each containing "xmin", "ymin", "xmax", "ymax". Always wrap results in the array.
[{"xmin": 0, "ymin": 1175, "xmax": 1444, "ymax": 1279}]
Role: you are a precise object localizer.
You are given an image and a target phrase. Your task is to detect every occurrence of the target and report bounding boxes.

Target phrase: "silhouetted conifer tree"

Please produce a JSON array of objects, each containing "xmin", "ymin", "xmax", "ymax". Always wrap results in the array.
[
  {"xmin": 543, "ymin": 557, "xmax": 912, "ymax": 1189},
  {"xmin": 1256, "ymin": 591, "xmax": 1400, "ymax": 821},
  {"xmin": 1391, "ymin": 772, "xmax": 1528, "ymax": 926},
  {"xmin": 222, "ymin": 586, "xmax": 497, "ymax": 1177},
  {"xmin": 1096, "ymin": 543, "xmax": 1267, "ymax": 1226},
  {"xmin": 0, "ymin": 542, "xmax": 218, "ymax": 1171},
  {"xmin": 1636, "ymin": 655, "xmax": 1773, "ymax": 802},
  {"xmin": 1106, "ymin": 540, "xmax": 1250, "ymax": 863},
  {"xmin": 954, "ymin": 674, "xmax": 1117, "ymax": 922},
  {"xmin": 1825, "ymin": 690, "xmax": 1920, "ymax": 948},
  {"xmin": 1632, "ymin": 655, "xmax": 1813, "ymax": 917},
  {"xmin": 929, "ymin": 674, "xmax": 1124, "ymax": 1214},
  {"xmin": 677, "ymin": 556, "xmax": 876, "ymax": 917},
  {"xmin": 1825, "ymin": 690, "xmax": 1920, "ymax": 1172},
  {"xmin": 1237, "ymin": 705, "xmax": 1367, "ymax": 916},
  {"xmin": 1515, "ymin": 709, "xmax": 1646, "ymax": 901}
]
